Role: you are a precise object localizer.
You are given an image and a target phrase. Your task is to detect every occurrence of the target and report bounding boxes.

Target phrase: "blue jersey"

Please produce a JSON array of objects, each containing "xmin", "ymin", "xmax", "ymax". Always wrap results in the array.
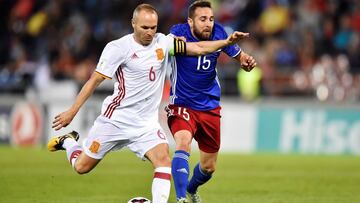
[{"xmin": 169, "ymin": 23, "xmax": 241, "ymax": 111}]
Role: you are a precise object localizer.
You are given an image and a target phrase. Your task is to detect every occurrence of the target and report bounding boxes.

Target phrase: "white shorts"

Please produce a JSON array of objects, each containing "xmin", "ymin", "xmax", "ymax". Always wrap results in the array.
[{"xmin": 82, "ymin": 115, "xmax": 168, "ymax": 160}]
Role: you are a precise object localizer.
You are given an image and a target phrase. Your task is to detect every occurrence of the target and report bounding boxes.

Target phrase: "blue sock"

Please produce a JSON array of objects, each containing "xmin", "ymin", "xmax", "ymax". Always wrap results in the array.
[
  {"xmin": 187, "ymin": 163, "xmax": 212, "ymax": 194},
  {"xmin": 172, "ymin": 150, "xmax": 190, "ymax": 200}
]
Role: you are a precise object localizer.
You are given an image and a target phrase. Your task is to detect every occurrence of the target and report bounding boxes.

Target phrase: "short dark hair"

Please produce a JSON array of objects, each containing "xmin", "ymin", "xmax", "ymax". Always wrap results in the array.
[
  {"xmin": 188, "ymin": 0, "xmax": 212, "ymax": 19},
  {"xmin": 133, "ymin": 3, "xmax": 158, "ymax": 19}
]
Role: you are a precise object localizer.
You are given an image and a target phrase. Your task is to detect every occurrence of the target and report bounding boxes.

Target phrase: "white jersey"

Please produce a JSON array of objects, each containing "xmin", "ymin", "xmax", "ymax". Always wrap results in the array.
[{"xmin": 95, "ymin": 33, "xmax": 174, "ymax": 129}]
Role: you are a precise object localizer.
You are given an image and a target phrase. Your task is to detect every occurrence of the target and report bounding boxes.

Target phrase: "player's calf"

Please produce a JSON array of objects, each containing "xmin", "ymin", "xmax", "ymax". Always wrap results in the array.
[
  {"xmin": 146, "ymin": 143, "xmax": 172, "ymax": 203},
  {"xmin": 187, "ymin": 163, "xmax": 212, "ymax": 199},
  {"xmin": 73, "ymin": 153, "xmax": 101, "ymax": 175}
]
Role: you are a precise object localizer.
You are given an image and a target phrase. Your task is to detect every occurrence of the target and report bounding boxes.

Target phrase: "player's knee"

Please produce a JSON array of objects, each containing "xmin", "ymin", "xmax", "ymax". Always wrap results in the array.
[
  {"xmin": 201, "ymin": 162, "xmax": 216, "ymax": 174},
  {"xmin": 159, "ymin": 154, "xmax": 171, "ymax": 167},
  {"xmin": 153, "ymin": 152, "xmax": 171, "ymax": 168},
  {"xmin": 175, "ymin": 133, "xmax": 192, "ymax": 152},
  {"xmin": 74, "ymin": 163, "xmax": 92, "ymax": 175},
  {"xmin": 202, "ymin": 165, "xmax": 215, "ymax": 174},
  {"xmin": 176, "ymin": 141, "xmax": 191, "ymax": 152}
]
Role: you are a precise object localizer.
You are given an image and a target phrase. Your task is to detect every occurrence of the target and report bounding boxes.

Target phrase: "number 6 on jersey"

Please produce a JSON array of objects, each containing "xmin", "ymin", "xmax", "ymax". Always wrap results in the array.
[{"xmin": 149, "ymin": 66, "xmax": 156, "ymax": 81}]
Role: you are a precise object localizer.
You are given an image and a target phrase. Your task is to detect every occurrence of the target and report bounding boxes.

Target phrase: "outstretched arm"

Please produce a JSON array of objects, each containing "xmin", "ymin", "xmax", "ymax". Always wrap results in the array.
[
  {"xmin": 52, "ymin": 72, "xmax": 106, "ymax": 130},
  {"xmin": 185, "ymin": 31, "xmax": 249, "ymax": 56}
]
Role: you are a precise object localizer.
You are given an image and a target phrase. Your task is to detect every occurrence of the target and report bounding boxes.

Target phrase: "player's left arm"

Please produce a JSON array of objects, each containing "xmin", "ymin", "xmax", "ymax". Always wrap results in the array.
[
  {"xmin": 234, "ymin": 51, "xmax": 257, "ymax": 72},
  {"xmin": 172, "ymin": 31, "xmax": 249, "ymax": 56}
]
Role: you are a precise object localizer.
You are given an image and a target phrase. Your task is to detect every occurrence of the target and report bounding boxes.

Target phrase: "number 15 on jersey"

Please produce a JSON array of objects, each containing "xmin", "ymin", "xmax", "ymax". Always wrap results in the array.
[{"xmin": 197, "ymin": 56, "xmax": 211, "ymax": 70}]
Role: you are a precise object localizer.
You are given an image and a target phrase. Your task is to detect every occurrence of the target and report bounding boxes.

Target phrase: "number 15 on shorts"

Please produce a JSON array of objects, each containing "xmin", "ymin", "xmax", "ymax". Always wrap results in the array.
[{"xmin": 177, "ymin": 107, "xmax": 190, "ymax": 121}]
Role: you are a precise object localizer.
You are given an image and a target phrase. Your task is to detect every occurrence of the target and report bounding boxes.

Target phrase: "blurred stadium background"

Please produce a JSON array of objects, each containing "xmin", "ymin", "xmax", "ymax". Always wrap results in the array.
[{"xmin": 0, "ymin": 0, "xmax": 359, "ymax": 202}]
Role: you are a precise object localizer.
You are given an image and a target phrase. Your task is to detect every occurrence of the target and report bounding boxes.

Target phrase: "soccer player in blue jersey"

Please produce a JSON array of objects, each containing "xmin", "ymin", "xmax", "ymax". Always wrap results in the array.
[{"xmin": 166, "ymin": 1, "xmax": 257, "ymax": 202}]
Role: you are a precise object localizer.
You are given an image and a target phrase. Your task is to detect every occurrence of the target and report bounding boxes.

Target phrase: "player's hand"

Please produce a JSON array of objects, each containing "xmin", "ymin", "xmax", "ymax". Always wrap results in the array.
[
  {"xmin": 240, "ymin": 52, "xmax": 257, "ymax": 72},
  {"xmin": 52, "ymin": 109, "xmax": 76, "ymax": 131},
  {"xmin": 227, "ymin": 31, "xmax": 249, "ymax": 45}
]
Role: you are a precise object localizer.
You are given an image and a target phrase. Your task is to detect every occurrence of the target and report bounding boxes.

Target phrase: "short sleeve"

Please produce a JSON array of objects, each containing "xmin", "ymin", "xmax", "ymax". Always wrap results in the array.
[
  {"xmin": 223, "ymin": 43, "xmax": 242, "ymax": 58},
  {"xmin": 216, "ymin": 23, "xmax": 242, "ymax": 58},
  {"xmin": 95, "ymin": 42, "xmax": 125, "ymax": 79}
]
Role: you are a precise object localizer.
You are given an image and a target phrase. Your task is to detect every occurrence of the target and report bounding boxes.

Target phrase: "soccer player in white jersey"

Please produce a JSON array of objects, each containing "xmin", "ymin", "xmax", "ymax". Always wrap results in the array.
[{"xmin": 47, "ymin": 3, "xmax": 248, "ymax": 203}]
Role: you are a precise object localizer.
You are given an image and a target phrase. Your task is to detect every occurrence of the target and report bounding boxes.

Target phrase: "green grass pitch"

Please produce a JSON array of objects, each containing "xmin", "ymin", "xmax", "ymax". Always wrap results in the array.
[{"xmin": 0, "ymin": 146, "xmax": 359, "ymax": 203}]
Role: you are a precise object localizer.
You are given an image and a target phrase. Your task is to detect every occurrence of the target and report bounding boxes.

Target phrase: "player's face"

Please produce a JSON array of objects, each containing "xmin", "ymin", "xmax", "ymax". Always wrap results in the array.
[
  {"xmin": 189, "ymin": 7, "xmax": 214, "ymax": 40},
  {"xmin": 132, "ymin": 10, "xmax": 158, "ymax": 46}
]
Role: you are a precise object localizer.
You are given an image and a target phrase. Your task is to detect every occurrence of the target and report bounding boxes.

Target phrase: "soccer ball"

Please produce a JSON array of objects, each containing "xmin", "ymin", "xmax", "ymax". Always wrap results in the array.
[{"xmin": 127, "ymin": 197, "xmax": 151, "ymax": 203}]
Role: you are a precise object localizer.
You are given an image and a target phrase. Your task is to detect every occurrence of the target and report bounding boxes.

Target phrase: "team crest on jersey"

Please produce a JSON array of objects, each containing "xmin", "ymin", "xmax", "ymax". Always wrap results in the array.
[
  {"xmin": 89, "ymin": 140, "xmax": 100, "ymax": 153},
  {"xmin": 155, "ymin": 48, "xmax": 164, "ymax": 60}
]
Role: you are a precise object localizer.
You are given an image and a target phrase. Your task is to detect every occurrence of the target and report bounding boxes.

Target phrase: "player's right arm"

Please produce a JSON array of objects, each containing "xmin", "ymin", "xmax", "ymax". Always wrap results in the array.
[
  {"xmin": 52, "ymin": 72, "xmax": 106, "ymax": 130},
  {"xmin": 173, "ymin": 31, "xmax": 249, "ymax": 56},
  {"xmin": 52, "ymin": 40, "xmax": 124, "ymax": 131}
]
